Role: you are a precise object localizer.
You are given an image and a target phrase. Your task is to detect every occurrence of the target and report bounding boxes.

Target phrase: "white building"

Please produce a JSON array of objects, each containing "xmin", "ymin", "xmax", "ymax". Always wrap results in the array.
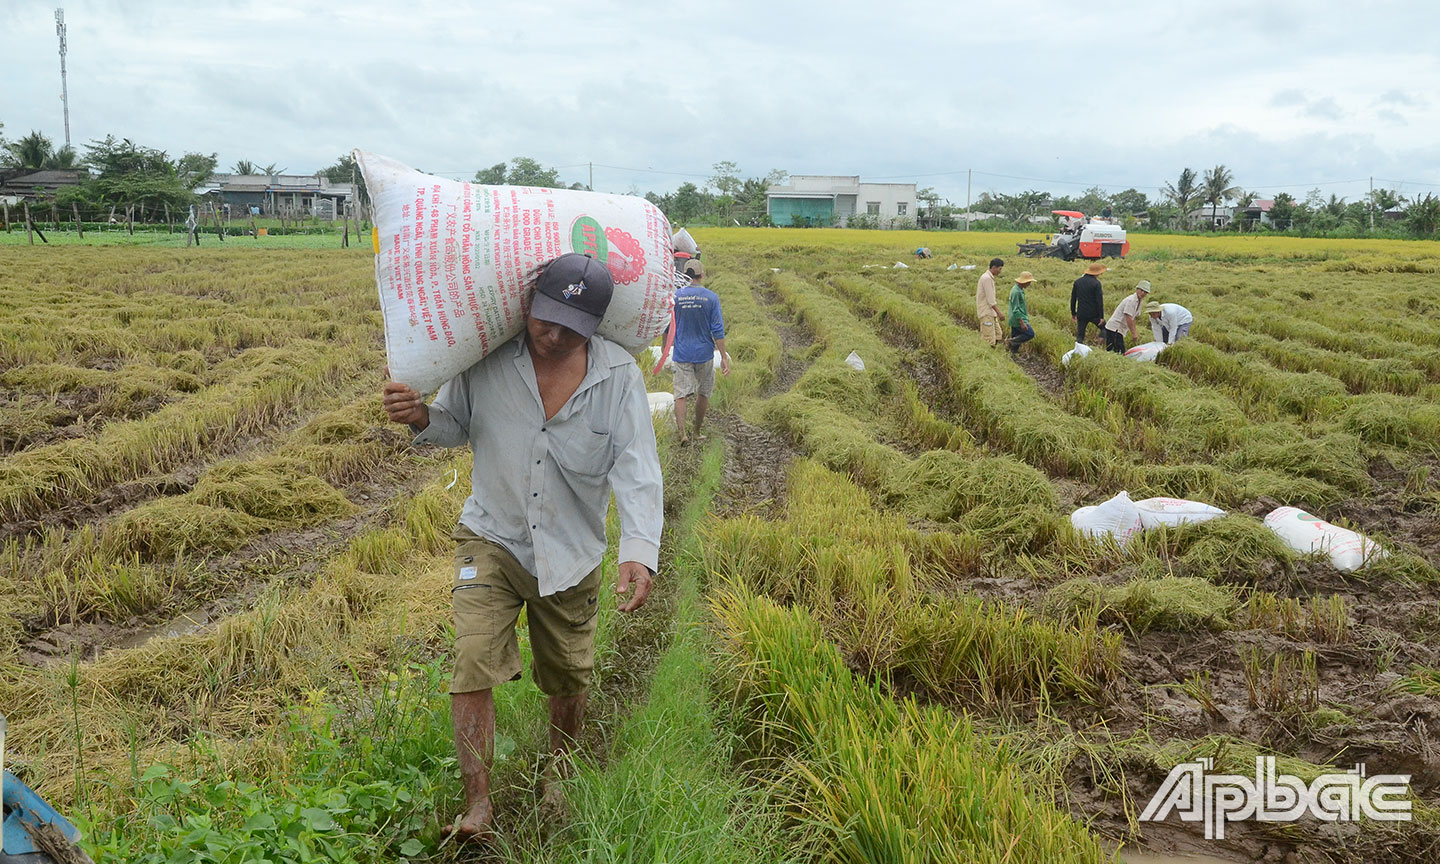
[{"xmin": 766, "ymin": 175, "xmax": 917, "ymax": 227}]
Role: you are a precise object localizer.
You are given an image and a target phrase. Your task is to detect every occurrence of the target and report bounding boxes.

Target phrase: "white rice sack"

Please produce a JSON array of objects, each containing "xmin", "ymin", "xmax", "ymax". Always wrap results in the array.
[
  {"xmin": 1071, "ymin": 491, "xmax": 1144, "ymax": 547},
  {"xmin": 647, "ymin": 391, "xmax": 675, "ymax": 419},
  {"xmin": 358, "ymin": 150, "xmax": 676, "ymax": 393},
  {"xmin": 1263, "ymin": 506, "xmax": 1388, "ymax": 573},
  {"xmin": 672, "ymin": 227, "xmax": 698, "ymax": 255},
  {"xmin": 845, "ymin": 351, "xmax": 866, "ymax": 371},
  {"xmin": 1134, "ymin": 496, "xmax": 1225, "ymax": 530},
  {"xmin": 1061, "ymin": 342, "xmax": 1093, "ymax": 366},
  {"xmin": 1124, "ymin": 341, "xmax": 1167, "ymax": 362},
  {"xmin": 893, "ymin": 261, "xmax": 909, "ymax": 269}
]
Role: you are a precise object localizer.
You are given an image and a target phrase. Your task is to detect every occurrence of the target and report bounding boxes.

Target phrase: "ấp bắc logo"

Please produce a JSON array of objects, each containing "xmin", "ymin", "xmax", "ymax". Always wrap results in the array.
[{"xmin": 1140, "ymin": 756, "xmax": 1411, "ymax": 840}]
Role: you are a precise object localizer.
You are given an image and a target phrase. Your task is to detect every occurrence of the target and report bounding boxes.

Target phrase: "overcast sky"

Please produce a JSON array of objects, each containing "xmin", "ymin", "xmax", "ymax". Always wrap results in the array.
[{"xmin": 3, "ymin": 0, "xmax": 1439, "ymax": 204}]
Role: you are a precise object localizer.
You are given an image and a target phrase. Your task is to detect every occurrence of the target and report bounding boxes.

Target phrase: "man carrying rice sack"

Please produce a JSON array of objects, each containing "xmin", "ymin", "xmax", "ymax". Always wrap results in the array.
[
  {"xmin": 381, "ymin": 252, "xmax": 662, "ymax": 842},
  {"xmin": 671, "ymin": 258, "xmax": 730, "ymax": 446}
]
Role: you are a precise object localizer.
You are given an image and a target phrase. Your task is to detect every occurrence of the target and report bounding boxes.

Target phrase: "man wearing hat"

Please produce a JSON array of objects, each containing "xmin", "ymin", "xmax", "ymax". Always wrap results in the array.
[
  {"xmin": 1006, "ymin": 271, "xmax": 1037, "ymax": 355},
  {"xmin": 381, "ymin": 252, "xmax": 662, "ymax": 841},
  {"xmin": 671, "ymin": 258, "xmax": 731, "ymax": 445},
  {"xmin": 1070, "ymin": 261, "xmax": 1107, "ymax": 345},
  {"xmin": 1147, "ymin": 299, "xmax": 1194, "ymax": 344},
  {"xmin": 1103, "ymin": 280, "xmax": 1152, "ymax": 353}
]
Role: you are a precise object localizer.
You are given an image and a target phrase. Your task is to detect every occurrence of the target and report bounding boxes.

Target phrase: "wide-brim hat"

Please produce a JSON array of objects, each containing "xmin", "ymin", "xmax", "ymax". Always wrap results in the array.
[
  {"xmin": 1144, "ymin": 300, "xmax": 1162, "ymax": 314},
  {"xmin": 1015, "ymin": 271, "xmax": 1037, "ymax": 284},
  {"xmin": 531, "ymin": 252, "xmax": 614, "ymax": 338},
  {"xmin": 1135, "ymin": 280, "xmax": 1152, "ymax": 294},
  {"xmin": 1085, "ymin": 262, "xmax": 1107, "ymax": 275}
]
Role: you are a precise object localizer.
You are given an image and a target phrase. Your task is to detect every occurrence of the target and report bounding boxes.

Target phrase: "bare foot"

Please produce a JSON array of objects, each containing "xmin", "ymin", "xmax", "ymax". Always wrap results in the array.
[{"xmin": 440, "ymin": 799, "xmax": 495, "ymax": 844}]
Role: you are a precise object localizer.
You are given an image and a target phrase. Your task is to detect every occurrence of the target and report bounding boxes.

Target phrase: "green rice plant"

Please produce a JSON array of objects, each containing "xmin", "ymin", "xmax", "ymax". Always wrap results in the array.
[
  {"xmin": 1177, "ymin": 671, "xmax": 1228, "ymax": 723},
  {"xmin": 1241, "ymin": 646, "xmax": 1319, "ymax": 715},
  {"xmin": 1220, "ymin": 425, "xmax": 1370, "ymax": 492},
  {"xmin": 711, "ymin": 585, "xmax": 1114, "ymax": 863},
  {"xmin": 1395, "ymin": 666, "xmax": 1440, "ymax": 697},
  {"xmin": 1342, "ymin": 393, "xmax": 1440, "ymax": 452},
  {"xmin": 1171, "ymin": 516, "xmax": 1296, "ymax": 585},
  {"xmin": 887, "ymin": 450, "xmax": 1061, "ymax": 551},
  {"xmin": 705, "ymin": 461, "xmax": 1120, "ymax": 704},
  {"xmin": 759, "ymin": 392, "xmax": 907, "ymax": 490},
  {"xmin": 1043, "ymin": 576, "xmax": 1237, "ymax": 632}
]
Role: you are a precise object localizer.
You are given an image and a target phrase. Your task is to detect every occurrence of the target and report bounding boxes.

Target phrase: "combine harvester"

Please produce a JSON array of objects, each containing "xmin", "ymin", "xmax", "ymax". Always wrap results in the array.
[{"xmin": 1017, "ymin": 210, "xmax": 1129, "ymax": 261}]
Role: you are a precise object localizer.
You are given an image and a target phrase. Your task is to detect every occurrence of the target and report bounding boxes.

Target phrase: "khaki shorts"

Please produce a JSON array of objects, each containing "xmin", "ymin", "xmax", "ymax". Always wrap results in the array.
[
  {"xmin": 450, "ymin": 526, "xmax": 601, "ymax": 697},
  {"xmin": 672, "ymin": 360, "xmax": 715, "ymax": 399}
]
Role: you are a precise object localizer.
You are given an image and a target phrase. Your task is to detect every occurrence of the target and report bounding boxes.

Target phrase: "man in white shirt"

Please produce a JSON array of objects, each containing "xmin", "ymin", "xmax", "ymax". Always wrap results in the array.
[
  {"xmin": 1146, "ymin": 300, "xmax": 1193, "ymax": 344},
  {"xmin": 1103, "ymin": 280, "xmax": 1151, "ymax": 353},
  {"xmin": 382, "ymin": 252, "xmax": 662, "ymax": 841}
]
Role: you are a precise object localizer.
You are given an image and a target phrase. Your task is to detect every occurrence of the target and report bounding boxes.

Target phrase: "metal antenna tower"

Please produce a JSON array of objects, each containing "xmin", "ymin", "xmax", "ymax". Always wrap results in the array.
[{"xmin": 56, "ymin": 8, "xmax": 71, "ymax": 149}]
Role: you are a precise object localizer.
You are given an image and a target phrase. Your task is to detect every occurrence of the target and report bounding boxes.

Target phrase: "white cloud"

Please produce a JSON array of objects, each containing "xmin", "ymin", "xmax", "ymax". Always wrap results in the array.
[{"xmin": 3, "ymin": 0, "xmax": 1439, "ymax": 205}]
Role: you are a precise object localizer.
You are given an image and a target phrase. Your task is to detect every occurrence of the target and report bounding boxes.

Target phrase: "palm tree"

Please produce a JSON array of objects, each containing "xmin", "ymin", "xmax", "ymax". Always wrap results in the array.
[
  {"xmin": 232, "ymin": 159, "xmax": 256, "ymax": 175},
  {"xmin": 1202, "ymin": 165, "xmax": 1238, "ymax": 229},
  {"xmin": 261, "ymin": 162, "xmax": 286, "ymax": 176},
  {"xmin": 4, "ymin": 130, "xmax": 55, "ymax": 170},
  {"xmin": 1163, "ymin": 168, "xmax": 1200, "ymax": 226},
  {"xmin": 42, "ymin": 146, "xmax": 77, "ymax": 170}
]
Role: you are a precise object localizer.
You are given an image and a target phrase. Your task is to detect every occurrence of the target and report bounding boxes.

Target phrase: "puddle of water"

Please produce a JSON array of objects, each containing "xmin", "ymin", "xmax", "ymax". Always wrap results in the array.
[{"xmin": 111, "ymin": 609, "xmax": 213, "ymax": 651}]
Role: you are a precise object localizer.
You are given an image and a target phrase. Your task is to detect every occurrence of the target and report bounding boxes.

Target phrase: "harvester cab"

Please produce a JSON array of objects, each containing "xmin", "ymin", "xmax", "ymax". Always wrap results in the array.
[{"xmin": 1017, "ymin": 211, "xmax": 1129, "ymax": 261}]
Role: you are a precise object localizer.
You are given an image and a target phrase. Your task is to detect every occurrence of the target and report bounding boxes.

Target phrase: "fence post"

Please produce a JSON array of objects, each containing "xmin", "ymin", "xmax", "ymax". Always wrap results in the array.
[
  {"xmin": 51, "ymin": 202, "xmax": 59, "ymax": 231},
  {"xmin": 2, "ymin": 201, "xmax": 9, "ymax": 232},
  {"xmin": 165, "ymin": 203, "xmax": 172, "ymax": 234},
  {"xmin": 127, "ymin": 205, "xmax": 134, "ymax": 235},
  {"xmin": 73, "ymin": 202, "xmax": 84, "ymax": 239},
  {"xmin": 24, "ymin": 202, "xmax": 34, "ymax": 245}
]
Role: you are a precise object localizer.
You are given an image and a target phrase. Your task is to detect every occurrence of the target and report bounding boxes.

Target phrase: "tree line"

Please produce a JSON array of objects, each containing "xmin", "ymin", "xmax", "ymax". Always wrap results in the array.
[
  {"xmin": 5, "ymin": 121, "xmax": 1437, "ymax": 237},
  {"xmin": 972, "ymin": 164, "xmax": 1440, "ymax": 238}
]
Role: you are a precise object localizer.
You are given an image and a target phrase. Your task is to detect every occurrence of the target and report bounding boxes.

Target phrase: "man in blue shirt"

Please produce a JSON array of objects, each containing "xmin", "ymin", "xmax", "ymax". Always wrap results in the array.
[{"xmin": 670, "ymin": 259, "xmax": 730, "ymax": 445}]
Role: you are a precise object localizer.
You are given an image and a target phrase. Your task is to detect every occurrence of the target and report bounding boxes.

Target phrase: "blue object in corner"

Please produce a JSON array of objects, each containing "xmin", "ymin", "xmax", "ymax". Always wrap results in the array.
[{"xmin": 3, "ymin": 770, "xmax": 84, "ymax": 858}]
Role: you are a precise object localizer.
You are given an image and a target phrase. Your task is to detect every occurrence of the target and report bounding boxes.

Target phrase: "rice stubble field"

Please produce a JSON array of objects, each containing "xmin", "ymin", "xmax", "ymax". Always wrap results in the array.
[{"xmin": 1, "ymin": 229, "xmax": 1438, "ymax": 862}]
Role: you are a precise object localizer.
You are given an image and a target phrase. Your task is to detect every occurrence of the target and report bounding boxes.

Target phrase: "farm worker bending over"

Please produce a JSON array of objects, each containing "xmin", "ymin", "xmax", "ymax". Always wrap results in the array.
[
  {"xmin": 671, "ymin": 258, "xmax": 731, "ymax": 446},
  {"xmin": 381, "ymin": 252, "xmax": 662, "ymax": 842},
  {"xmin": 1070, "ymin": 261, "xmax": 1106, "ymax": 344},
  {"xmin": 976, "ymin": 258, "xmax": 1005, "ymax": 347},
  {"xmin": 1147, "ymin": 300, "xmax": 1193, "ymax": 344},
  {"xmin": 1007, "ymin": 271, "xmax": 1037, "ymax": 355},
  {"xmin": 1103, "ymin": 280, "xmax": 1151, "ymax": 353}
]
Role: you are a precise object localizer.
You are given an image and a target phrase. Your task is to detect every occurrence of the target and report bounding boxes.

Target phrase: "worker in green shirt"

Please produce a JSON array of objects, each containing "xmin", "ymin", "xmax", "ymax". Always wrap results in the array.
[{"xmin": 1006, "ymin": 271, "xmax": 1036, "ymax": 355}]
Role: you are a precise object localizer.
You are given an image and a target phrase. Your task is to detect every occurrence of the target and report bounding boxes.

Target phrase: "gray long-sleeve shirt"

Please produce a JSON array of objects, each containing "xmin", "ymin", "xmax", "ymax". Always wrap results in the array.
[{"xmin": 413, "ymin": 333, "xmax": 663, "ymax": 596}]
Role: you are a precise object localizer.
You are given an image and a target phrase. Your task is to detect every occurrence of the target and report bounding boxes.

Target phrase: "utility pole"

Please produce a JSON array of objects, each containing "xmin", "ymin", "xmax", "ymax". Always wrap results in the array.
[
  {"xmin": 55, "ymin": 8, "xmax": 70, "ymax": 149},
  {"xmin": 1369, "ymin": 176, "xmax": 1375, "ymax": 232},
  {"xmin": 965, "ymin": 168, "xmax": 972, "ymax": 231},
  {"xmin": 589, "ymin": 162, "xmax": 593, "ymax": 191}
]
